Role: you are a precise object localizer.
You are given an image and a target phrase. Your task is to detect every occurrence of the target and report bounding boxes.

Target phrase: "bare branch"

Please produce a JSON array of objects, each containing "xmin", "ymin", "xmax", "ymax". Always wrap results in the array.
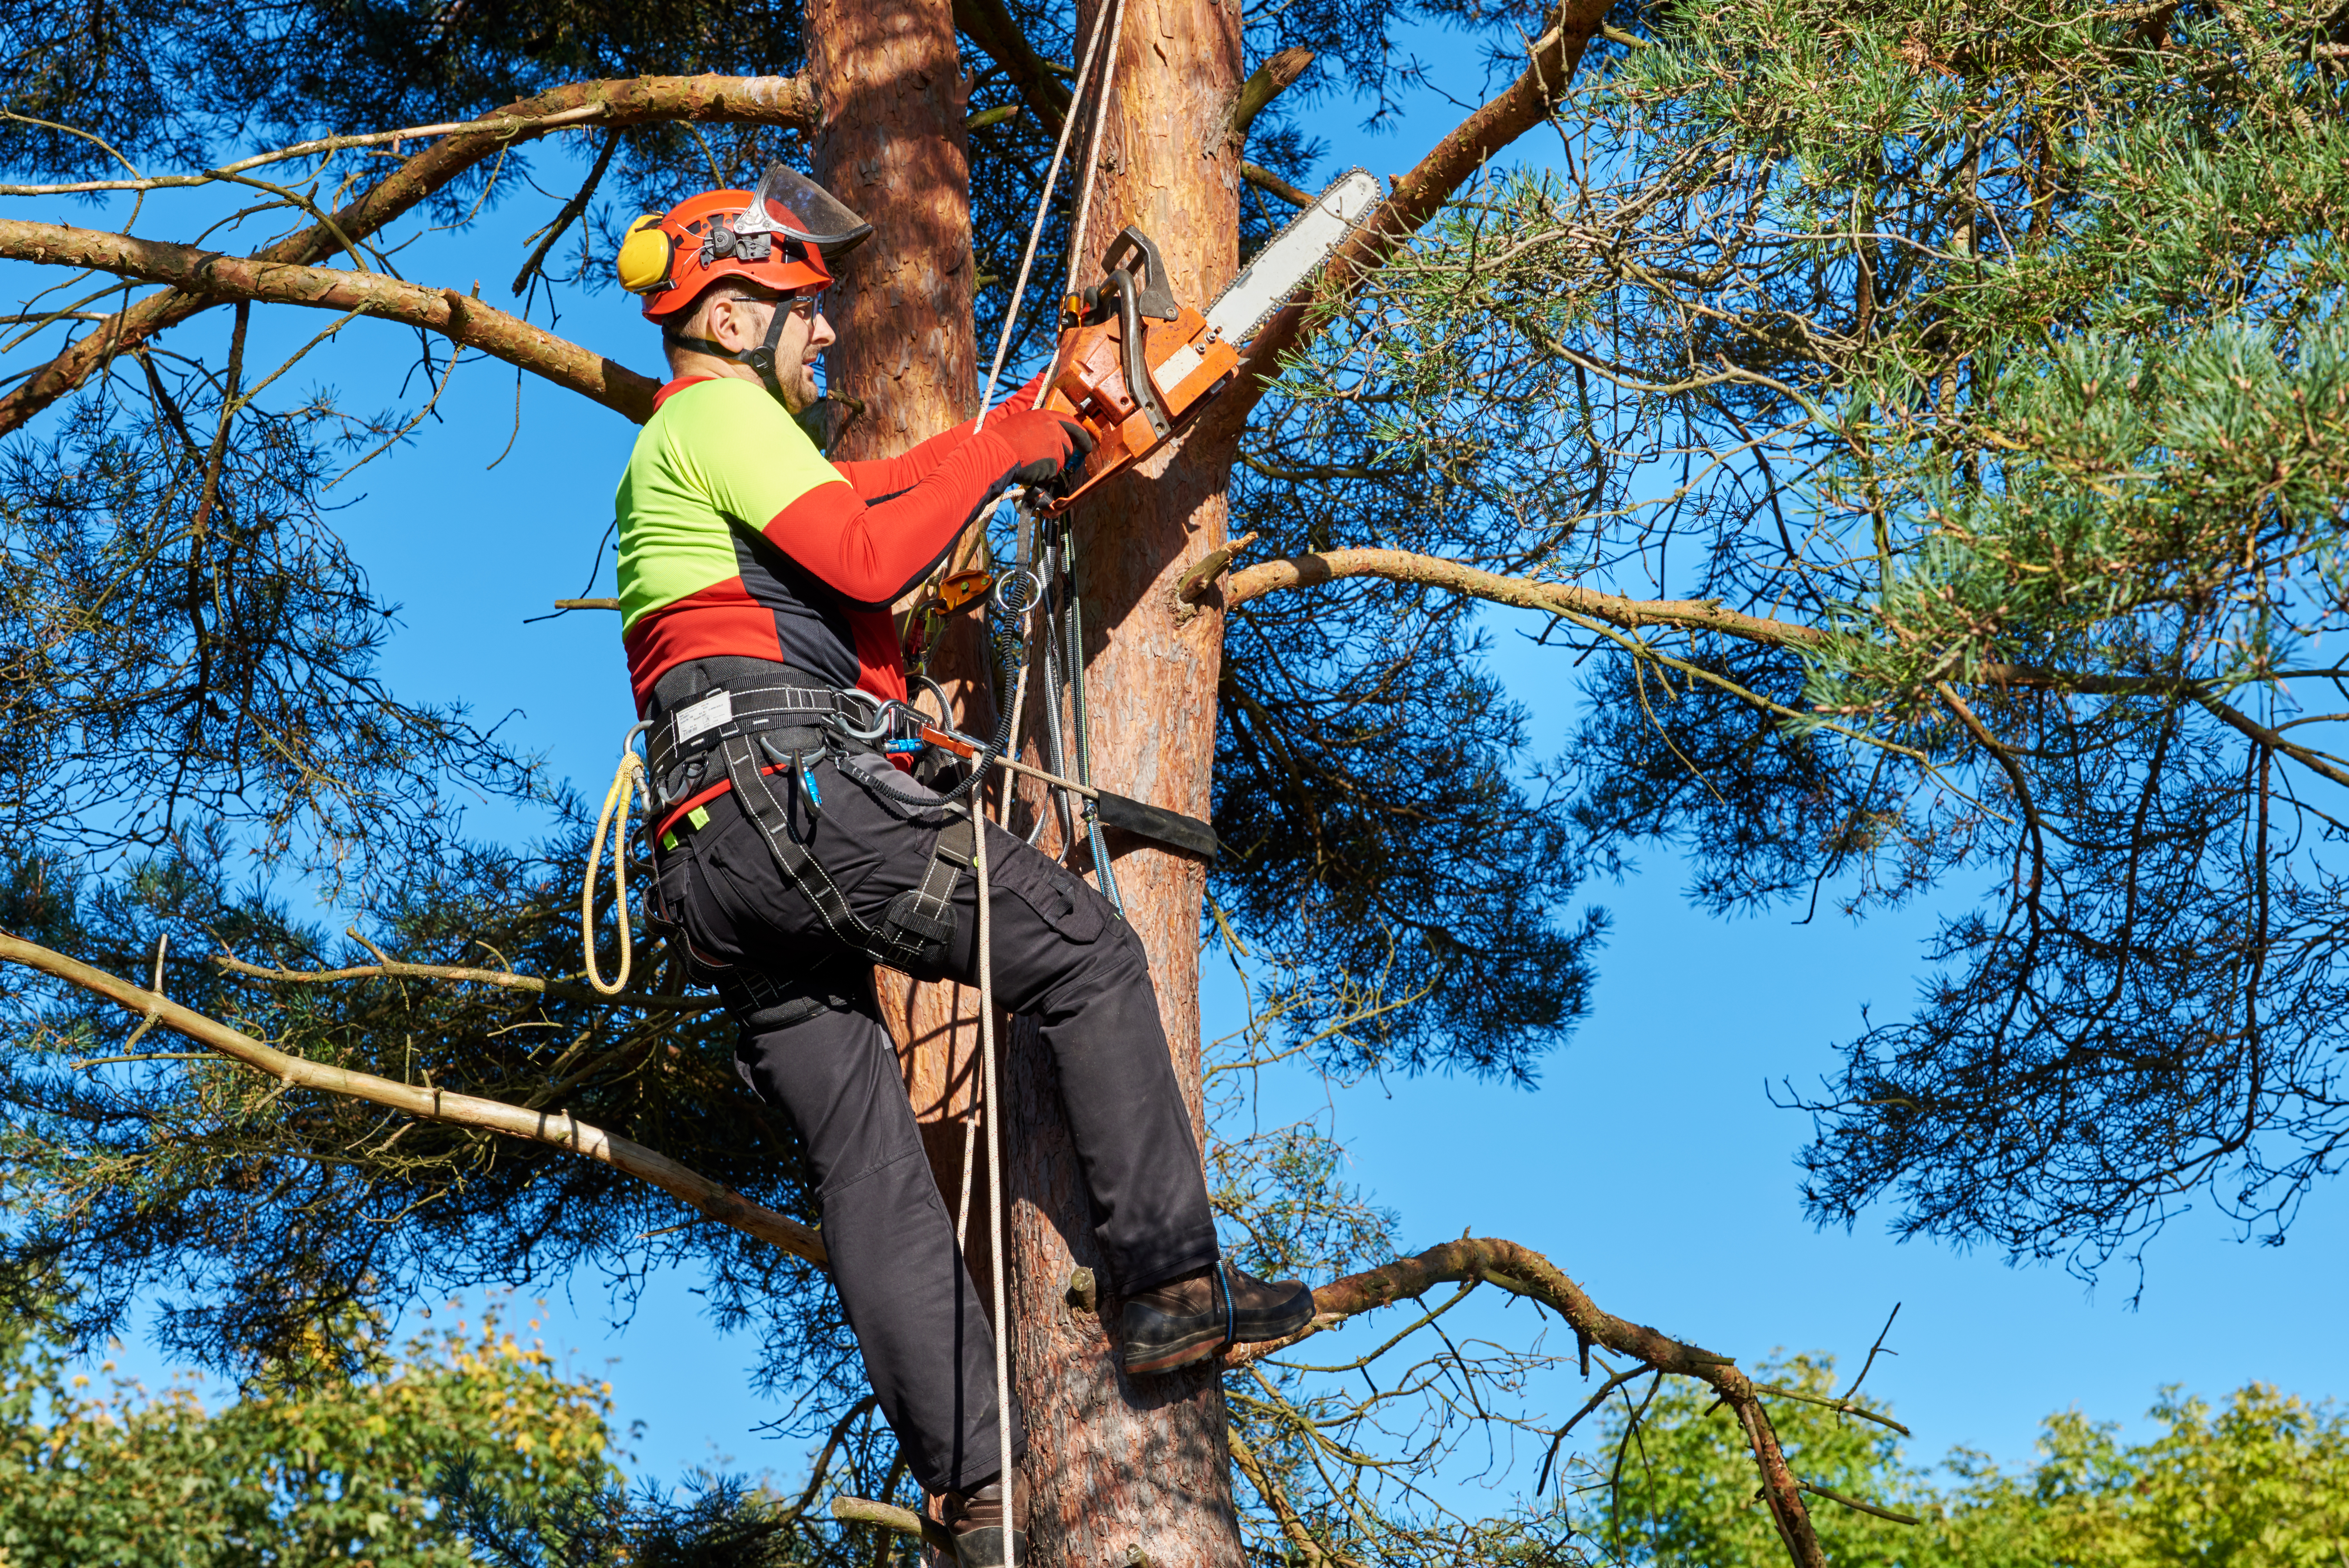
[
  {"xmin": 1229, "ymin": 1235, "xmax": 1827, "ymax": 1568},
  {"xmin": 1243, "ymin": 162, "xmax": 1315, "ymax": 208},
  {"xmin": 0, "ymin": 72, "xmax": 816, "ymax": 435},
  {"xmin": 830, "ymin": 1496, "xmax": 959, "ymax": 1554},
  {"xmin": 1799, "ymin": 1481, "xmax": 1920, "ymax": 1526},
  {"xmin": 1223, "ymin": 546, "xmax": 1823, "ymax": 648},
  {"xmin": 0, "ymin": 934, "xmax": 826, "ymax": 1266},
  {"xmin": 513, "ymin": 128, "xmax": 623, "ymax": 296},
  {"xmin": 210, "ymin": 951, "xmax": 716, "ymax": 1010},
  {"xmin": 0, "ymin": 219, "xmax": 660, "ymax": 421},
  {"xmin": 1229, "ymin": 1425, "xmax": 1356, "ymax": 1568}
]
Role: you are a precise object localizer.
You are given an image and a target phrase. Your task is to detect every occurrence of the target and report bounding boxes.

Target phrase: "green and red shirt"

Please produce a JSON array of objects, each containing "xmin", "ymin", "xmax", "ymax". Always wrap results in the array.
[{"xmin": 614, "ymin": 375, "xmax": 1026, "ymax": 713}]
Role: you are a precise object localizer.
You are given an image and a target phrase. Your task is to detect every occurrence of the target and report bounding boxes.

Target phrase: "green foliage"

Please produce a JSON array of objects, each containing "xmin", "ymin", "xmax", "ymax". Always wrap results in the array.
[
  {"xmin": 0, "ymin": 1297, "xmax": 616, "ymax": 1566},
  {"xmin": 1603, "ymin": 1356, "xmax": 2349, "ymax": 1568},
  {"xmin": 1230, "ymin": 0, "xmax": 2349, "ymax": 1276}
]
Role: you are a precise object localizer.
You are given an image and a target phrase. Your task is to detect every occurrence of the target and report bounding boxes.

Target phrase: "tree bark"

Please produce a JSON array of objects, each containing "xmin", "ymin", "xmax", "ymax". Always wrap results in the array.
[{"xmin": 1004, "ymin": 0, "xmax": 1247, "ymax": 1559}]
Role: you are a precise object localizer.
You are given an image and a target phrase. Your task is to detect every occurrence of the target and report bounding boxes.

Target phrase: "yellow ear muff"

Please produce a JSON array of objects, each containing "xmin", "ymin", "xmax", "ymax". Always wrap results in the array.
[{"xmin": 616, "ymin": 215, "xmax": 675, "ymax": 294}]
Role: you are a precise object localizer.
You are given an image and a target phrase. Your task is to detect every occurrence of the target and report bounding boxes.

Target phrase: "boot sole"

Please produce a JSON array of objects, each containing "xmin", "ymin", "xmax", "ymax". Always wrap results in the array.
[
  {"xmin": 1122, "ymin": 1295, "xmax": 1317, "ymax": 1375},
  {"xmin": 1121, "ymin": 1325, "xmax": 1227, "ymax": 1375}
]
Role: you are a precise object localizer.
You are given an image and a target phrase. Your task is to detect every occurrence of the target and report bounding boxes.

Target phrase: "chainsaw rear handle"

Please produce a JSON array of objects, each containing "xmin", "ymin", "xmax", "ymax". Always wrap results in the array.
[{"xmin": 1094, "ymin": 228, "xmax": 1178, "ymax": 321}]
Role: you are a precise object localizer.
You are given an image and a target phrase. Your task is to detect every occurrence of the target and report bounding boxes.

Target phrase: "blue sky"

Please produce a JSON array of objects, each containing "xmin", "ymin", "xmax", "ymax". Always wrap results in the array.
[{"xmin": 27, "ymin": 13, "xmax": 2349, "ymax": 1507}]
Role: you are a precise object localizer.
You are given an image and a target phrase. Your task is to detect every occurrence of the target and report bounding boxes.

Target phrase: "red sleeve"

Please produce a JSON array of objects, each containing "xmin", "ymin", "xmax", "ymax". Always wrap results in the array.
[
  {"xmin": 765, "ymin": 426, "xmax": 1024, "ymax": 608},
  {"xmin": 830, "ymin": 377, "xmax": 1046, "ymax": 500},
  {"xmin": 833, "ymin": 418, "xmax": 977, "ymax": 500}
]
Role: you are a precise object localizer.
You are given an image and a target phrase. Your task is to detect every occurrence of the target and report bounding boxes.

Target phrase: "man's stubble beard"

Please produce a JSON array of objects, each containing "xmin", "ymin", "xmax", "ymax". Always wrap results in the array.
[{"xmin": 783, "ymin": 351, "xmax": 822, "ymax": 414}]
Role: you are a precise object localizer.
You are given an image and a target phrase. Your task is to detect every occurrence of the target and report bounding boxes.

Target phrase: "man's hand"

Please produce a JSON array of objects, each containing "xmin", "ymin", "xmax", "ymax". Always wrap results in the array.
[{"xmin": 996, "ymin": 408, "xmax": 1097, "ymax": 490}]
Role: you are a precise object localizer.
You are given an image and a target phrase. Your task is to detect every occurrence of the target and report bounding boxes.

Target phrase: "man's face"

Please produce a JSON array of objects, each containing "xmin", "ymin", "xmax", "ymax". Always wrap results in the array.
[{"xmin": 702, "ymin": 289, "xmax": 835, "ymax": 412}]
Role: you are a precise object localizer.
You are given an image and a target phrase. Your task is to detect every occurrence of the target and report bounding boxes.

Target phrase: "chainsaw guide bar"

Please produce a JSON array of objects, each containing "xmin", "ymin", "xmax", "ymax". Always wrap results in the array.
[
  {"xmin": 1205, "ymin": 166, "xmax": 1384, "ymax": 346},
  {"xmin": 1036, "ymin": 168, "xmax": 1387, "ymax": 512}
]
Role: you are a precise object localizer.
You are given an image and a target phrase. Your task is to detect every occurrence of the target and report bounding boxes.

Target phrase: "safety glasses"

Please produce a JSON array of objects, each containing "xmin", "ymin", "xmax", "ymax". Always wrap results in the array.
[{"xmin": 723, "ymin": 290, "xmax": 825, "ymax": 323}]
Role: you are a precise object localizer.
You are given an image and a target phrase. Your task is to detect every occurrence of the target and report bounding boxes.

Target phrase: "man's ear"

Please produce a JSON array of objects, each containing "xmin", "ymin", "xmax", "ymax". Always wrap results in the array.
[{"xmin": 709, "ymin": 298, "xmax": 742, "ymax": 353}]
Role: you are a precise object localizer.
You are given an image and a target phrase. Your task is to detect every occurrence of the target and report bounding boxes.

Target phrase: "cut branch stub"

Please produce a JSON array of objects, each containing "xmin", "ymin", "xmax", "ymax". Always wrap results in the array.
[{"xmin": 1226, "ymin": 48, "xmax": 1315, "ymax": 145}]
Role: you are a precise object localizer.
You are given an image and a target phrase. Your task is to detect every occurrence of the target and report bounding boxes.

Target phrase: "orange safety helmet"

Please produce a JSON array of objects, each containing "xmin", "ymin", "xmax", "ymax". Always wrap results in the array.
[{"xmin": 617, "ymin": 163, "xmax": 872, "ymax": 323}]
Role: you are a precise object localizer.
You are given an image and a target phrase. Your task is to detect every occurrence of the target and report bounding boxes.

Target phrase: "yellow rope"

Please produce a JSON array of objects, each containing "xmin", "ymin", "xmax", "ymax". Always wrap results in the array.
[{"xmin": 584, "ymin": 730, "xmax": 650, "ymax": 997}]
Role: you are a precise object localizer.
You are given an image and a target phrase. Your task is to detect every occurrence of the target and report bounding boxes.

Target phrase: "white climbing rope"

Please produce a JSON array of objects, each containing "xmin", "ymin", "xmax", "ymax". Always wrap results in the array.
[
  {"xmin": 970, "ymin": 799, "xmax": 1016, "ymax": 1562},
  {"xmin": 975, "ymin": 0, "xmax": 1121, "ymax": 419},
  {"xmin": 583, "ymin": 722, "xmax": 653, "ymax": 996},
  {"xmin": 1060, "ymin": 0, "xmax": 1132, "ymax": 315},
  {"xmin": 966, "ymin": 5, "xmax": 1134, "ymax": 1547}
]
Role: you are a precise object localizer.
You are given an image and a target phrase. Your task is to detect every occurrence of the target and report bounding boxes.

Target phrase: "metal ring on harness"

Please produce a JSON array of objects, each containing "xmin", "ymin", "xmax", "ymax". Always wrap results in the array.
[
  {"xmin": 992, "ymin": 566, "xmax": 1044, "ymax": 617},
  {"xmin": 829, "ymin": 687, "xmax": 891, "ymax": 743}
]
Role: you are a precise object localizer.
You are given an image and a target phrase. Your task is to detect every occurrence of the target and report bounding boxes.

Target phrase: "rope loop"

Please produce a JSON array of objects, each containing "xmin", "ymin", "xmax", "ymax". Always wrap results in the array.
[{"xmin": 584, "ymin": 721, "xmax": 654, "ymax": 997}]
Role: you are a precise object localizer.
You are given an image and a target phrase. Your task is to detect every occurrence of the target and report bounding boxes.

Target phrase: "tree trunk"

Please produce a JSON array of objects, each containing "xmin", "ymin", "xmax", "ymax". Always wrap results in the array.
[
  {"xmin": 804, "ymin": 0, "xmax": 1000, "ymax": 1288},
  {"xmin": 1006, "ymin": 0, "xmax": 1247, "ymax": 1559},
  {"xmin": 809, "ymin": 0, "xmax": 1247, "ymax": 1556}
]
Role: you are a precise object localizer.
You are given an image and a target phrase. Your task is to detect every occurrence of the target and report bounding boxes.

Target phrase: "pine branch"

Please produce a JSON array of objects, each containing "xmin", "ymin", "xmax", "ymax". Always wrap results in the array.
[
  {"xmin": 0, "ymin": 219, "xmax": 661, "ymax": 421},
  {"xmin": 0, "ymin": 72, "xmax": 818, "ymax": 436},
  {"xmin": 0, "ymin": 933, "xmax": 827, "ymax": 1266}
]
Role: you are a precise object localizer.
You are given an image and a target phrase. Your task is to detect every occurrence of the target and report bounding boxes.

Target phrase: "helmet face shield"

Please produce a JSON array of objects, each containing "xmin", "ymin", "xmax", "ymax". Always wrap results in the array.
[{"xmin": 738, "ymin": 163, "xmax": 873, "ymax": 256}]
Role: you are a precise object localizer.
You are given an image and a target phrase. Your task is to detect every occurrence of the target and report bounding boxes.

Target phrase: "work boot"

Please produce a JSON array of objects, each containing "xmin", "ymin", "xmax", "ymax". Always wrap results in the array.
[
  {"xmin": 938, "ymin": 1471, "xmax": 1028, "ymax": 1568},
  {"xmin": 1119, "ymin": 1261, "xmax": 1315, "ymax": 1374}
]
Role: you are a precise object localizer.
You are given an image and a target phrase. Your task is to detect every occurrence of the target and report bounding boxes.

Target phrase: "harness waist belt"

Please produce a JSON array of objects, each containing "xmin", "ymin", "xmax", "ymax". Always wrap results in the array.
[{"xmin": 647, "ymin": 677, "xmax": 878, "ymax": 808}]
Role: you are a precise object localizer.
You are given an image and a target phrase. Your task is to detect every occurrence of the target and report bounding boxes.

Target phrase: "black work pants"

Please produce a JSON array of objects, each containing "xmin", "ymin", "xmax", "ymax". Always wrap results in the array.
[{"xmin": 651, "ymin": 744, "xmax": 1218, "ymax": 1495}]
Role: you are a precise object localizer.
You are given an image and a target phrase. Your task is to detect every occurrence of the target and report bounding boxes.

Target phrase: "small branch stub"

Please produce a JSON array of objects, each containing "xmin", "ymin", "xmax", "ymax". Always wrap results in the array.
[
  {"xmin": 1174, "ymin": 531, "xmax": 1259, "ymax": 619},
  {"xmin": 1225, "ymin": 48, "xmax": 1315, "ymax": 144},
  {"xmin": 1065, "ymin": 1263, "xmax": 1099, "ymax": 1314}
]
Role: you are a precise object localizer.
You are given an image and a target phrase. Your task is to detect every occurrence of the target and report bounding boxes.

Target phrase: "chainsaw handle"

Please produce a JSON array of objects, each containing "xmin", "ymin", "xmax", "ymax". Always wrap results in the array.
[
  {"xmin": 1106, "ymin": 267, "xmax": 1173, "ymax": 441},
  {"xmin": 1098, "ymin": 227, "xmax": 1178, "ymax": 321}
]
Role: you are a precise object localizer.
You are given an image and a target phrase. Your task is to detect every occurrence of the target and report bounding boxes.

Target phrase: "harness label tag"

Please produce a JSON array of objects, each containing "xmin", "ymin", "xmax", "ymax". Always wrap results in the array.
[{"xmin": 674, "ymin": 691, "xmax": 734, "ymax": 743}]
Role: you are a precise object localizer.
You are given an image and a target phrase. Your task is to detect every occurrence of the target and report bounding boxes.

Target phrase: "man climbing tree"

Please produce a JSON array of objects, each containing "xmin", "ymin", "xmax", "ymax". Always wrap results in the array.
[
  {"xmin": 5, "ymin": 0, "xmax": 2349, "ymax": 1564},
  {"xmin": 607, "ymin": 163, "xmax": 1313, "ymax": 1561}
]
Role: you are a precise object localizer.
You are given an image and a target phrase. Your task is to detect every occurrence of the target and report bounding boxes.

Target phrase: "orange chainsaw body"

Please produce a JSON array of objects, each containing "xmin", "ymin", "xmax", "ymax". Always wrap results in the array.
[{"xmin": 1035, "ymin": 227, "xmax": 1239, "ymax": 512}]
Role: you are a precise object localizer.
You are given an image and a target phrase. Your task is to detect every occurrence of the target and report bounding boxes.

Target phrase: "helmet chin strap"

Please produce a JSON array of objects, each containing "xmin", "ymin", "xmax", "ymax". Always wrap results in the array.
[{"xmin": 665, "ymin": 299, "xmax": 796, "ymax": 404}]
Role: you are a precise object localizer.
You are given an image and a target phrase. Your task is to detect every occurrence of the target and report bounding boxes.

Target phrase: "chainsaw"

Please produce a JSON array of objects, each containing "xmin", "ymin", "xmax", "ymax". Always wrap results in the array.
[{"xmin": 1036, "ymin": 168, "xmax": 1381, "ymax": 511}]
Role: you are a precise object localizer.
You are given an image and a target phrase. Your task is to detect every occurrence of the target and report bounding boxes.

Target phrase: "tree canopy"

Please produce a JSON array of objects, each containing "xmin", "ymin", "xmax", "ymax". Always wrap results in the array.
[{"xmin": 1606, "ymin": 1356, "xmax": 2349, "ymax": 1568}]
